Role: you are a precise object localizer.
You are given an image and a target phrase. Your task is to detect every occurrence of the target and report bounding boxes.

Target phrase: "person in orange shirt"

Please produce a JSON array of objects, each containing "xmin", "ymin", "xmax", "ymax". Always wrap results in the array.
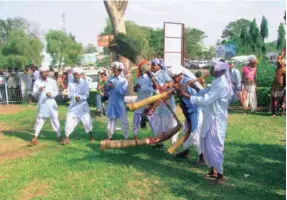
[{"xmin": 270, "ymin": 56, "xmax": 286, "ymax": 116}]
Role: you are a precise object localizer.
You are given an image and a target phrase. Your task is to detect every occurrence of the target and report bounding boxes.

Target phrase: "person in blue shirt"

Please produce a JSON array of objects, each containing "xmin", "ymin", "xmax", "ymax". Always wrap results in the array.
[
  {"xmin": 167, "ymin": 67, "xmax": 204, "ymax": 164},
  {"xmin": 62, "ymin": 67, "xmax": 95, "ymax": 145},
  {"xmin": 150, "ymin": 58, "xmax": 178, "ymax": 145},
  {"xmin": 106, "ymin": 62, "xmax": 129, "ymax": 140},
  {"xmin": 133, "ymin": 64, "xmax": 156, "ymax": 139}
]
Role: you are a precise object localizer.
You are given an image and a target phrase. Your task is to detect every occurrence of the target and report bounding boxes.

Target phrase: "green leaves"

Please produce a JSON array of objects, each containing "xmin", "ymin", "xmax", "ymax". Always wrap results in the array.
[
  {"xmin": 184, "ymin": 28, "xmax": 207, "ymax": 59},
  {"xmin": 45, "ymin": 30, "xmax": 83, "ymax": 69},
  {"xmin": 0, "ymin": 18, "xmax": 43, "ymax": 69},
  {"xmin": 277, "ymin": 23, "xmax": 286, "ymax": 50},
  {"xmin": 260, "ymin": 16, "xmax": 269, "ymax": 41},
  {"xmin": 109, "ymin": 33, "xmax": 141, "ymax": 64}
]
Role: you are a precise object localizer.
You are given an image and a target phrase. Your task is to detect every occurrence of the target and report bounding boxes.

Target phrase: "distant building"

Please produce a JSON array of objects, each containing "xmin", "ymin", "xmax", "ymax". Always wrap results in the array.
[{"xmin": 81, "ymin": 53, "xmax": 97, "ymax": 66}]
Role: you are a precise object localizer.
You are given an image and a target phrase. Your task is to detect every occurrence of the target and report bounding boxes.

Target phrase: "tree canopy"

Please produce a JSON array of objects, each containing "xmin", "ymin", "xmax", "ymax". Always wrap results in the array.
[
  {"xmin": 45, "ymin": 30, "xmax": 82, "ymax": 70},
  {"xmin": 84, "ymin": 44, "xmax": 98, "ymax": 54},
  {"xmin": 0, "ymin": 17, "xmax": 43, "ymax": 69},
  {"xmin": 101, "ymin": 18, "xmax": 207, "ymax": 60},
  {"xmin": 277, "ymin": 23, "xmax": 286, "ymax": 50}
]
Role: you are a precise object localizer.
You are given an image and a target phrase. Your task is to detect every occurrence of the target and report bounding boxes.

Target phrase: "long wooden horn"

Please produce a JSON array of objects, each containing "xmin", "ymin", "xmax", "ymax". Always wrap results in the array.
[
  {"xmin": 100, "ymin": 123, "xmax": 182, "ymax": 150},
  {"xmin": 127, "ymin": 90, "xmax": 173, "ymax": 111}
]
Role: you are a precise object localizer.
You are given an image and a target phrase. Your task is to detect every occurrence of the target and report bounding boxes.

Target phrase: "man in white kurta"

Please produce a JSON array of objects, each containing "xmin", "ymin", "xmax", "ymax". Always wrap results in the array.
[
  {"xmin": 106, "ymin": 62, "xmax": 129, "ymax": 140},
  {"xmin": 62, "ymin": 68, "xmax": 95, "ymax": 144},
  {"xmin": 30, "ymin": 66, "xmax": 62, "ymax": 145},
  {"xmin": 179, "ymin": 60, "xmax": 233, "ymax": 184}
]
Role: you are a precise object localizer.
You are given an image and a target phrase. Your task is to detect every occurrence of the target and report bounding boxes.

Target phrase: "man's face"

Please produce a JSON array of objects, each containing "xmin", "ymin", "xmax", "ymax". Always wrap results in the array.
[
  {"xmin": 150, "ymin": 64, "xmax": 160, "ymax": 73},
  {"xmin": 73, "ymin": 73, "xmax": 81, "ymax": 82},
  {"xmin": 172, "ymin": 74, "xmax": 182, "ymax": 83},
  {"xmin": 101, "ymin": 75, "xmax": 107, "ymax": 82},
  {"xmin": 112, "ymin": 67, "xmax": 118, "ymax": 76},
  {"xmin": 41, "ymin": 71, "xmax": 49, "ymax": 80},
  {"xmin": 229, "ymin": 64, "xmax": 233, "ymax": 71},
  {"xmin": 8, "ymin": 68, "xmax": 12, "ymax": 73}
]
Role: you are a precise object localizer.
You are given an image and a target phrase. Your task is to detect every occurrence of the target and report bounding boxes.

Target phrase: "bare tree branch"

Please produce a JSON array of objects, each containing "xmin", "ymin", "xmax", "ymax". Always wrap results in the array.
[{"xmin": 119, "ymin": 1, "xmax": 128, "ymax": 16}]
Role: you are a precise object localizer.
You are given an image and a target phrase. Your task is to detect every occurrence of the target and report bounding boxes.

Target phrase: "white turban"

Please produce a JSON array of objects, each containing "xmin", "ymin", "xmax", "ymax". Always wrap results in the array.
[
  {"xmin": 247, "ymin": 55, "xmax": 257, "ymax": 62},
  {"xmin": 167, "ymin": 67, "xmax": 182, "ymax": 78},
  {"xmin": 39, "ymin": 66, "xmax": 49, "ymax": 72},
  {"xmin": 118, "ymin": 62, "xmax": 124, "ymax": 70},
  {"xmin": 71, "ymin": 67, "xmax": 82, "ymax": 74},
  {"xmin": 111, "ymin": 61, "xmax": 120, "ymax": 68},
  {"xmin": 111, "ymin": 61, "xmax": 124, "ymax": 70},
  {"xmin": 213, "ymin": 61, "xmax": 234, "ymax": 100},
  {"xmin": 214, "ymin": 62, "xmax": 229, "ymax": 72}
]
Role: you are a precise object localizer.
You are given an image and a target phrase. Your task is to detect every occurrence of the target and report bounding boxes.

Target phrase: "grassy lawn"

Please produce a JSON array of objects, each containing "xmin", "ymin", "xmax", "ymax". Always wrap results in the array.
[{"xmin": 0, "ymin": 104, "xmax": 285, "ymax": 200}]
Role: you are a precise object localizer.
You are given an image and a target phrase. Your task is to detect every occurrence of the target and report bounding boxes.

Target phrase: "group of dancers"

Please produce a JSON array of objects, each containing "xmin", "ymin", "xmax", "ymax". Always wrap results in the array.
[{"xmin": 30, "ymin": 57, "xmax": 236, "ymax": 185}]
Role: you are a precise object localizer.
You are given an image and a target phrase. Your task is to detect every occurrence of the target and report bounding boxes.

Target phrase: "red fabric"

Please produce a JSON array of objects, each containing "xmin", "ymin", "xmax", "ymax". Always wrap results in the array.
[{"xmin": 136, "ymin": 59, "xmax": 149, "ymax": 78}]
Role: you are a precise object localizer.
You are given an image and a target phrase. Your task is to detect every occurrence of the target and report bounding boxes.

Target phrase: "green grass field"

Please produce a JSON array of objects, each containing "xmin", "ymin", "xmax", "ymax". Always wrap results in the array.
[{"xmin": 0, "ymin": 104, "xmax": 285, "ymax": 200}]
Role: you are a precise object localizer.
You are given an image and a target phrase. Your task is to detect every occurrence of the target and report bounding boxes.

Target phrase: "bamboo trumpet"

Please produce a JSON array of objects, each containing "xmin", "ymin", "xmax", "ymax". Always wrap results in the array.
[
  {"xmin": 100, "ymin": 123, "xmax": 182, "ymax": 150},
  {"xmin": 127, "ymin": 90, "xmax": 173, "ymax": 111}
]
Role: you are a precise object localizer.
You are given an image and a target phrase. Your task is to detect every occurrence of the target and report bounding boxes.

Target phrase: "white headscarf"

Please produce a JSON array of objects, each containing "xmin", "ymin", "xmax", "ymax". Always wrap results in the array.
[
  {"xmin": 39, "ymin": 66, "xmax": 49, "ymax": 72},
  {"xmin": 167, "ymin": 67, "xmax": 182, "ymax": 78},
  {"xmin": 247, "ymin": 55, "xmax": 257, "ymax": 63},
  {"xmin": 118, "ymin": 62, "xmax": 124, "ymax": 70},
  {"xmin": 212, "ymin": 61, "xmax": 234, "ymax": 100},
  {"xmin": 71, "ymin": 67, "xmax": 82, "ymax": 74},
  {"xmin": 111, "ymin": 61, "xmax": 120, "ymax": 68}
]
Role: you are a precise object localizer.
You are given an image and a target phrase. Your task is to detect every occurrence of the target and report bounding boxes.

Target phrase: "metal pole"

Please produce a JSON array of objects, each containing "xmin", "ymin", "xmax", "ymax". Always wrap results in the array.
[{"xmin": 4, "ymin": 74, "xmax": 9, "ymax": 104}]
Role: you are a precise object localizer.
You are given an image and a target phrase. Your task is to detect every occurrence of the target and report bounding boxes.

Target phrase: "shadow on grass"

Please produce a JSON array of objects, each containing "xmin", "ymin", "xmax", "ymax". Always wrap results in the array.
[
  {"xmin": 61, "ymin": 135, "xmax": 286, "ymax": 200},
  {"xmin": 2, "ymin": 114, "xmax": 286, "ymax": 199}
]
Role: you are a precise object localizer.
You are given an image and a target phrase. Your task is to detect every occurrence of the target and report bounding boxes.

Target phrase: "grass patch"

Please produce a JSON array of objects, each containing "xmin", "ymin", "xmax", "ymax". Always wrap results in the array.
[{"xmin": 0, "ymin": 104, "xmax": 285, "ymax": 200}]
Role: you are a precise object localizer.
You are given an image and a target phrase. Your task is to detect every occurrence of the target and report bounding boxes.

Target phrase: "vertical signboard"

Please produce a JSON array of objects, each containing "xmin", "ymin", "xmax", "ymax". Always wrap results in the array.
[{"xmin": 163, "ymin": 22, "xmax": 184, "ymax": 68}]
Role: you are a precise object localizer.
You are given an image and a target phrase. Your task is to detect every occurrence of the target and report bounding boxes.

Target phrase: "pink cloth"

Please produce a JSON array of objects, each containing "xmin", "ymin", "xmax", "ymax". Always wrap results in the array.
[{"xmin": 242, "ymin": 66, "xmax": 256, "ymax": 81}]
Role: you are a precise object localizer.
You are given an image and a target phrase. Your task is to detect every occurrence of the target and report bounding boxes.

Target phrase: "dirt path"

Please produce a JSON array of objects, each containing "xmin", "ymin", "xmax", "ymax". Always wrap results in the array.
[{"xmin": 0, "ymin": 104, "xmax": 24, "ymax": 115}]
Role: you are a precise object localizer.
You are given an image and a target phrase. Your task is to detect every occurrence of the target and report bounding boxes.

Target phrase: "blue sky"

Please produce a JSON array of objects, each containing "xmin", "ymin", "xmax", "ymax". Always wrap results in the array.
[{"xmin": 0, "ymin": 1, "xmax": 285, "ymax": 47}]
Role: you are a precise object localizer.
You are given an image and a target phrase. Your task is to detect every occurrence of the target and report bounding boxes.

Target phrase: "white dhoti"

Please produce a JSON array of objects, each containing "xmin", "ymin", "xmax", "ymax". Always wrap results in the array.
[
  {"xmin": 243, "ymin": 83, "xmax": 257, "ymax": 112},
  {"xmin": 65, "ymin": 113, "xmax": 93, "ymax": 136},
  {"xmin": 202, "ymin": 120, "xmax": 225, "ymax": 174},
  {"xmin": 107, "ymin": 106, "xmax": 129, "ymax": 139},
  {"xmin": 34, "ymin": 116, "xmax": 61, "ymax": 137},
  {"xmin": 154, "ymin": 115, "xmax": 178, "ymax": 144},
  {"xmin": 183, "ymin": 110, "xmax": 203, "ymax": 155}
]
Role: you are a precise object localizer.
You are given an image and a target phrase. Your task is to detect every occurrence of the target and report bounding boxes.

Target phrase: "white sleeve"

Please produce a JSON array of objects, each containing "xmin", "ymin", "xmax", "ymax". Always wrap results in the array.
[{"xmin": 190, "ymin": 87, "xmax": 223, "ymax": 107}]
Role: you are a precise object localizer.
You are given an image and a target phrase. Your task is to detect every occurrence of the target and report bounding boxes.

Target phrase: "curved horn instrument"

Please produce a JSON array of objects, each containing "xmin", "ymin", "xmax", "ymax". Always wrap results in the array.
[
  {"xmin": 127, "ymin": 90, "xmax": 173, "ymax": 111},
  {"xmin": 167, "ymin": 71, "xmax": 209, "ymax": 154},
  {"xmin": 100, "ymin": 122, "xmax": 182, "ymax": 150}
]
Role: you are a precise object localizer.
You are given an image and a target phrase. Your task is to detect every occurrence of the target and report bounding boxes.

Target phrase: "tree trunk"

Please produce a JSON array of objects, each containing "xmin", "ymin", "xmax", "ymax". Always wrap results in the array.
[{"xmin": 104, "ymin": 0, "xmax": 134, "ymax": 95}]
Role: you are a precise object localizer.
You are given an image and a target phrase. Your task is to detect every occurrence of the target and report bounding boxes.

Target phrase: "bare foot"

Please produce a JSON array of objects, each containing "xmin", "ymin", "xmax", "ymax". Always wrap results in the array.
[
  {"xmin": 211, "ymin": 175, "xmax": 225, "ymax": 185},
  {"xmin": 28, "ymin": 138, "xmax": 38, "ymax": 146},
  {"xmin": 90, "ymin": 137, "xmax": 95, "ymax": 143},
  {"xmin": 62, "ymin": 137, "xmax": 69, "ymax": 145},
  {"xmin": 204, "ymin": 168, "xmax": 218, "ymax": 179}
]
